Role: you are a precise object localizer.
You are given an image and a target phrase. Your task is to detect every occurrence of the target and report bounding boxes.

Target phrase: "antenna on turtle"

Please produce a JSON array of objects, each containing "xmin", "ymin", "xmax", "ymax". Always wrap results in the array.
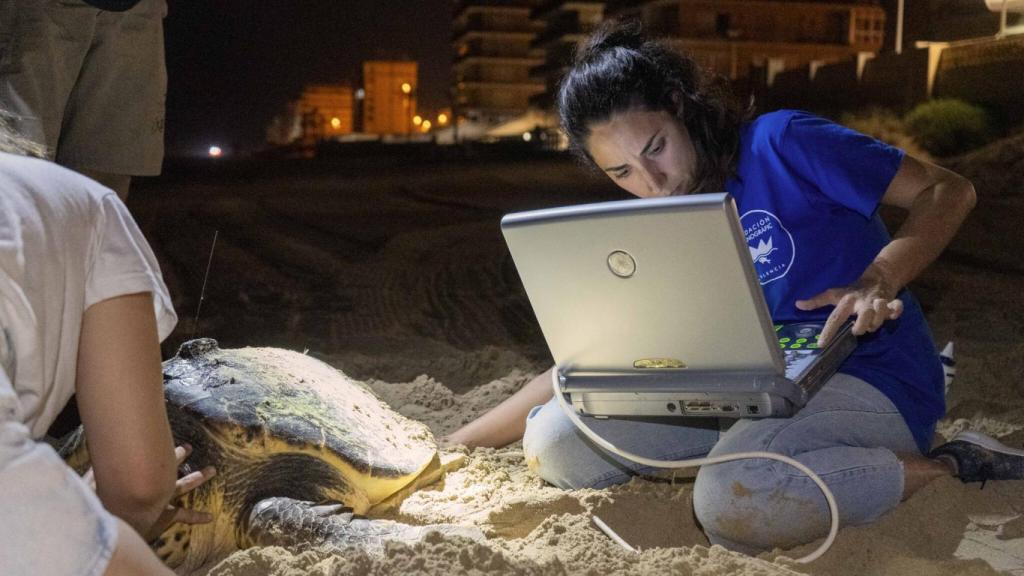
[{"xmin": 191, "ymin": 230, "xmax": 219, "ymax": 340}]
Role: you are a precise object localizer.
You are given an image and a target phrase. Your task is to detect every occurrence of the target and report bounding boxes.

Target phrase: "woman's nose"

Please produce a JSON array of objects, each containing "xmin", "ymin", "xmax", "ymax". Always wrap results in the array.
[{"xmin": 640, "ymin": 162, "xmax": 668, "ymax": 196}]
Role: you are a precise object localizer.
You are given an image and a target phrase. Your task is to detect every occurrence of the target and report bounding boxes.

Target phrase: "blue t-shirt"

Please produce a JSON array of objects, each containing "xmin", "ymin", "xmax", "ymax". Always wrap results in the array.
[{"xmin": 725, "ymin": 110, "xmax": 944, "ymax": 453}]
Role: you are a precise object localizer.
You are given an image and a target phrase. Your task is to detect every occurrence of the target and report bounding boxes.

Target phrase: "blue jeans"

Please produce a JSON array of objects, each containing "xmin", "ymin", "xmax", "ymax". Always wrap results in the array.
[{"xmin": 522, "ymin": 373, "xmax": 920, "ymax": 554}]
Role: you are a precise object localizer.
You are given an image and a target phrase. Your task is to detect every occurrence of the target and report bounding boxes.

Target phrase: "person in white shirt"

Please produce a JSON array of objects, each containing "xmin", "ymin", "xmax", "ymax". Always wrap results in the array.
[{"xmin": 0, "ymin": 115, "xmax": 212, "ymax": 576}]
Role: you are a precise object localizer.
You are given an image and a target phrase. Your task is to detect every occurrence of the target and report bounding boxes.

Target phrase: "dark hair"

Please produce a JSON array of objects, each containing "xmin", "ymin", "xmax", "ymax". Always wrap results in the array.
[{"xmin": 558, "ymin": 20, "xmax": 749, "ymax": 193}]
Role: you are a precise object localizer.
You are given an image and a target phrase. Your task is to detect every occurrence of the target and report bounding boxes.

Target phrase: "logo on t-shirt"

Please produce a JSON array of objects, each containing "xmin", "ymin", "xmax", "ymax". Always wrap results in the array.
[{"xmin": 740, "ymin": 210, "xmax": 794, "ymax": 285}]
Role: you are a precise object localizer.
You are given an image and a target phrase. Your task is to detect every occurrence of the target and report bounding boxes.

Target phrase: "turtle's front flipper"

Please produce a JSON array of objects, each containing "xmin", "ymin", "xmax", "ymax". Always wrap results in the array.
[{"xmin": 243, "ymin": 497, "xmax": 483, "ymax": 556}]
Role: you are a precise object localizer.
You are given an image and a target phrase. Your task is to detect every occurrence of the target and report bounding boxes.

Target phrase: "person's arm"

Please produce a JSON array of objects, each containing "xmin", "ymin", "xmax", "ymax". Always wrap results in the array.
[
  {"xmin": 75, "ymin": 292, "xmax": 177, "ymax": 536},
  {"xmin": 444, "ymin": 367, "xmax": 556, "ymax": 449},
  {"xmin": 797, "ymin": 155, "xmax": 976, "ymax": 344}
]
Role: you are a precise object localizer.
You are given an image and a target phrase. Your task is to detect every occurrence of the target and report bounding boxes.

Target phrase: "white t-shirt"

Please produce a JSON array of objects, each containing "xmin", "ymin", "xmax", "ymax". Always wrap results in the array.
[{"xmin": 0, "ymin": 152, "xmax": 176, "ymax": 439}]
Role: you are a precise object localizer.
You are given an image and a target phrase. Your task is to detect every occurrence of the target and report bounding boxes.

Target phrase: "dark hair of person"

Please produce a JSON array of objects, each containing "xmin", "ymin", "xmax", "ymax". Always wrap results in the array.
[{"xmin": 558, "ymin": 19, "xmax": 750, "ymax": 193}]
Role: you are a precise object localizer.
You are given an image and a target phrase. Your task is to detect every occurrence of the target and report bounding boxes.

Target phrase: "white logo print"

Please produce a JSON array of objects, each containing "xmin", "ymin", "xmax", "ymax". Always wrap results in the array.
[
  {"xmin": 749, "ymin": 237, "xmax": 778, "ymax": 264},
  {"xmin": 739, "ymin": 210, "xmax": 795, "ymax": 285}
]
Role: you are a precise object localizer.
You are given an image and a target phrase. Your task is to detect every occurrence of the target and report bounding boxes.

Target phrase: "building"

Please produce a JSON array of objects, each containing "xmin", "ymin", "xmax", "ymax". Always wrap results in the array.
[
  {"xmin": 363, "ymin": 61, "xmax": 418, "ymax": 135},
  {"xmin": 452, "ymin": 0, "xmax": 546, "ymax": 126},
  {"xmin": 299, "ymin": 84, "xmax": 354, "ymax": 142},
  {"xmin": 265, "ymin": 84, "xmax": 354, "ymax": 148},
  {"xmin": 606, "ymin": 0, "xmax": 886, "ymax": 82},
  {"xmin": 529, "ymin": 1, "xmax": 606, "ymax": 110}
]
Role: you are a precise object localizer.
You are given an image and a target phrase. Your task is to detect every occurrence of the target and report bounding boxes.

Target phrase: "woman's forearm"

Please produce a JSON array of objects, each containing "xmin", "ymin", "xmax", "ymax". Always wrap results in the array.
[
  {"xmin": 445, "ymin": 368, "xmax": 555, "ymax": 449},
  {"xmin": 873, "ymin": 159, "xmax": 976, "ymax": 293}
]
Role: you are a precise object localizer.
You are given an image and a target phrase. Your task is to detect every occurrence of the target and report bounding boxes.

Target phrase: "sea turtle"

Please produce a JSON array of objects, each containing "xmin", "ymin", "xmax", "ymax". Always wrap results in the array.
[{"xmin": 62, "ymin": 338, "xmax": 481, "ymax": 572}]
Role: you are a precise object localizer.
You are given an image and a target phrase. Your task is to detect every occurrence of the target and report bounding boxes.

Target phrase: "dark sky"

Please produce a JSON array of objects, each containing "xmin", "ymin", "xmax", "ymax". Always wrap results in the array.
[{"xmin": 163, "ymin": 1, "xmax": 454, "ymax": 156}]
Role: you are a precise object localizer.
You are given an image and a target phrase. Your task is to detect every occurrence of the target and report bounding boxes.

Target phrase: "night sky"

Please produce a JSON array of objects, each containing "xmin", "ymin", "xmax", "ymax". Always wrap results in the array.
[{"xmin": 163, "ymin": 1, "xmax": 454, "ymax": 157}]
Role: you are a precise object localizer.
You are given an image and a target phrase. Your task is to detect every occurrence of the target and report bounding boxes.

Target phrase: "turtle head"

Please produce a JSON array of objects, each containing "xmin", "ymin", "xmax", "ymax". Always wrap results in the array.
[{"xmin": 177, "ymin": 338, "xmax": 221, "ymax": 360}]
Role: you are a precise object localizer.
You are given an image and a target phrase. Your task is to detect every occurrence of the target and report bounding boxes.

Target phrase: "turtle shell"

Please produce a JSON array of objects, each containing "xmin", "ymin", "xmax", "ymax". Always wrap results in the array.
[{"xmin": 162, "ymin": 339, "xmax": 437, "ymax": 506}]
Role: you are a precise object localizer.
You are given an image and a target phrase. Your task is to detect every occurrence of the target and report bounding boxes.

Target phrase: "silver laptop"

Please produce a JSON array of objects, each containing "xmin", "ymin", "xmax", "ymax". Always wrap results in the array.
[{"xmin": 501, "ymin": 193, "xmax": 856, "ymax": 419}]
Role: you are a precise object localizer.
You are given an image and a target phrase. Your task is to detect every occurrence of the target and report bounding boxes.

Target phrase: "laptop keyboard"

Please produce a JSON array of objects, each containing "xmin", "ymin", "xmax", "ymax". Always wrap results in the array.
[
  {"xmin": 774, "ymin": 323, "xmax": 822, "ymax": 350},
  {"xmin": 776, "ymin": 323, "xmax": 824, "ymax": 379}
]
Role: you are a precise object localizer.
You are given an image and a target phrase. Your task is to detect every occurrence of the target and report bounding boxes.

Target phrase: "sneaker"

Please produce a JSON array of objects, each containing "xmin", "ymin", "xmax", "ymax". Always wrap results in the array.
[{"xmin": 929, "ymin": 431, "xmax": 1024, "ymax": 484}]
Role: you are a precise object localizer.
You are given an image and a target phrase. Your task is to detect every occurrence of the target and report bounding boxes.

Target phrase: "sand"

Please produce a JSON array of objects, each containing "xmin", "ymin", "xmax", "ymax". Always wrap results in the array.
[{"xmin": 130, "ymin": 138, "xmax": 1024, "ymax": 576}]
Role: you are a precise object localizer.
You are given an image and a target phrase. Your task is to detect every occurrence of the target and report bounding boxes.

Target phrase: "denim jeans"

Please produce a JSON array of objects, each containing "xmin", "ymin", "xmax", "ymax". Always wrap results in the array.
[{"xmin": 522, "ymin": 373, "xmax": 920, "ymax": 554}]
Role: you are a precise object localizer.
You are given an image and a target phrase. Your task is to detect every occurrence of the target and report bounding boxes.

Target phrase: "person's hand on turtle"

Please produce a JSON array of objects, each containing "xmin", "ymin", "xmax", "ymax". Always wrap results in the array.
[
  {"xmin": 143, "ymin": 444, "xmax": 217, "ymax": 543},
  {"xmin": 795, "ymin": 267, "xmax": 903, "ymax": 346}
]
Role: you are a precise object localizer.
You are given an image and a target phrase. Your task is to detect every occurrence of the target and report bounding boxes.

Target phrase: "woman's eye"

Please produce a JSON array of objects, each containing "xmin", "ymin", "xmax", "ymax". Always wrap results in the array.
[
  {"xmin": 649, "ymin": 140, "xmax": 664, "ymax": 155},
  {"xmin": 614, "ymin": 169, "xmax": 630, "ymax": 179}
]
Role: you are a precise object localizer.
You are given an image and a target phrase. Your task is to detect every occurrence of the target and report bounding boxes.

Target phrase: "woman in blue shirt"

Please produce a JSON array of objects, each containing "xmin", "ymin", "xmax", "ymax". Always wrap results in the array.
[{"xmin": 446, "ymin": 20, "xmax": 1022, "ymax": 553}]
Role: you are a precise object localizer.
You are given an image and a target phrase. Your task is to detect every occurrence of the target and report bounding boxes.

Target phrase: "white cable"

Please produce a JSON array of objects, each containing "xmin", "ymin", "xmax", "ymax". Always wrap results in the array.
[
  {"xmin": 553, "ymin": 369, "xmax": 838, "ymax": 564},
  {"xmin": 592, "ymin": 515, "xmax": 640, "ymax": 554}
]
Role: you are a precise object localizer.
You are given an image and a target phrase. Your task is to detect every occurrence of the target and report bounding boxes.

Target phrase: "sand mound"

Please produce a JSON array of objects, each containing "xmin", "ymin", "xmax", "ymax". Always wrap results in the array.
[
  {"xmin": 202, "ymin": 369, "xmax": 1024, "ymax": 576},
  {"xmin": 131, "ymin": 150, "xmax": 1023, "ymax": 576}
]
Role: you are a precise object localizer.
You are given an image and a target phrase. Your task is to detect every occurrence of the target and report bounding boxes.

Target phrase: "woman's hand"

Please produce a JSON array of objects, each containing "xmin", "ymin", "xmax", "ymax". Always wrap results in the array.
[
  {"xmin": 143, "ymin": 444, "xmax": 216, "ymax": 543},
  {"xmin": 81, "ymin": 443, "xmax": 216, "ymax": 542},
  {"xmin": 795, "ymin": 266, "xmax": 903, "ymax": 346}
]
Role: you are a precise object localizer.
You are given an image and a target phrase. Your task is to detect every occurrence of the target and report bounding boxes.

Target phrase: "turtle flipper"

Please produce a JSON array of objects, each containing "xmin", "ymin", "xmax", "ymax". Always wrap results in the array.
[{"xmin": 243, "ymin": 497, "xmax": 483, "ymax": 555}]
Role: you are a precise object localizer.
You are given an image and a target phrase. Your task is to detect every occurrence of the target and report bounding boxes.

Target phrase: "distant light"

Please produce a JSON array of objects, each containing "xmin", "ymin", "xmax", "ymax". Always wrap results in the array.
[
  {"xmin": 401, "ymin": 82, "xmax": 412, "ymax": 94},
  {"xmin": 437, "ymin": 113, "xmax": 448, "ymax": 125},
  {"xmin": 421, "ymin": 119, "xmax": 432, "ymax": 131},
  {"xmin": 208, "ymin": 146, "xmax": 223, "ymax": 157},
  {"xmin": 330, "ymin": 117, "xmax": 342, "ymax": 129},
  {"xmin": 412, "ymin": 115, "xmax": 423, "ymax": 126},
  {"xmin": 355, "ymin": 88, "xmax": 365, "ymax": 100},
  {"xmin": 522, "ymin": 132, "xmax": 532, "ymax": 142}
]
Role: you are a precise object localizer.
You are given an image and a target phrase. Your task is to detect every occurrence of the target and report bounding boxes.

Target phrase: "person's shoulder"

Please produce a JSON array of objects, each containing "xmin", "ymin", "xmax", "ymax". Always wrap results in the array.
[
  {"xmin": 0, "ymin": 152, "xmax": 115, "ymax": 209},
  {"xmin": 747, "ymin": 109, "xmax": 822, "ymax": 140},
  {"xmin": 741, "ymin": 109, "xmax": 804, "ymax": 158},
  {"xmin": 746, "ymin": 110, "xmax": 856, "ymax": 155}
]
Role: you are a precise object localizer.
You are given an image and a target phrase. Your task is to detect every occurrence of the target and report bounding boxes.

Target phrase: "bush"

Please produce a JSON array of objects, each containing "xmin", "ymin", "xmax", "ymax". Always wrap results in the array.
[
  {"xmin": 841, "ymin": 108, "xmax": 931, "ymax": 162},
  {"xmin": 904, "ymin": 99, "xmax": 994, "ymax": 158}
]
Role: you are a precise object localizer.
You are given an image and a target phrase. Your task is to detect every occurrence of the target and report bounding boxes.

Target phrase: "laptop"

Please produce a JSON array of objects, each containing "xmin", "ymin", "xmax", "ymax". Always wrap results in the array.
[{"xmin": 501, "ymin": 193, "xmax": 856, "ymax": 419}]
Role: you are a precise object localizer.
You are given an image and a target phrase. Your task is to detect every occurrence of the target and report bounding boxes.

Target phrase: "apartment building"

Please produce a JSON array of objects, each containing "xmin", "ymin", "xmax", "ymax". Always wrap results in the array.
[
  {"xmin": 452, "ymin": 0, "xmax": 546, "ymax": 125},
  {"xmin": 606, "ymin": 0, "xmax": 886, "ymax": 80},
  {"xmin": 529, "ymin": 0, "xmax": 606, "ymax": 109}
]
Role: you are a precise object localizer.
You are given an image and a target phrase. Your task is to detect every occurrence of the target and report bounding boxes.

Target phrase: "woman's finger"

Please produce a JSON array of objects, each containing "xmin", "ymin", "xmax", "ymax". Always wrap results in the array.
[
  {"xmin": 174, "ymin": 466, "xmax": 216, "ymax": 497},
  {"xmin": 852, "ymin": 306, "xmax": 874, "ymax": 336},
  {"xmin": 820, "ymin": 296, "xmax": 854, "ymax": 345},
  {"xmin": 173, "ymin": 444, "xmax": 192, "ymax": 466},
  {"xmin": 870, "ymin": 299, "xmax": 888, "ymax": 331},
  {"xmin": 887, "ymin": 299, "xmax": 904, "ymax": 319},
  {"xmin": 170, "ymin": 506, "xmax": 213, "ymax": 526}
]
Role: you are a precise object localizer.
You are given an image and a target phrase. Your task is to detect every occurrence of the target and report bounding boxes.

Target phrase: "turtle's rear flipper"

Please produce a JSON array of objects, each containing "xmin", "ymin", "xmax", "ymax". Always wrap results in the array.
[{"xmin": 243, "ymin": 497, "xmax": 484, "ymax": 556}]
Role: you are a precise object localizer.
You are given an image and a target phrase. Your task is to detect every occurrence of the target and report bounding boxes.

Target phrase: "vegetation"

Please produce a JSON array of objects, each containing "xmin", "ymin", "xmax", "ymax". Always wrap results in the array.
[
  {"xmin": 840, "ymin": 108, "xmax": 931, "ymax": 162},
  {"xmin": 904, "ymin": 99, "xmax": 994, "ymax": 158}
]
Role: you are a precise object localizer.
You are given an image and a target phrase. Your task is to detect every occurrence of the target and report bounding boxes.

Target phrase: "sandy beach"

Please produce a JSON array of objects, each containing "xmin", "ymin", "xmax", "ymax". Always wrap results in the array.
[{"xmin": 130, "ymin": 139, "xmax": 1024, "ymax": 576}]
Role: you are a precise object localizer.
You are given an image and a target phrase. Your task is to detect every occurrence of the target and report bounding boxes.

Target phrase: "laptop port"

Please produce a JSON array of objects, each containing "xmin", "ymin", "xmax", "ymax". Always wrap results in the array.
[
  {"xmin": 747, "ymin": 405, "xmax": 760, "ymax": 415},
  {"xmin": 721, "ymin": 405, "xmax": 736, "ymax": 412},
  {"xmin": 683, "ymin": 401, "xmax": 712, "ymax": 413},
  {"xmin": 666, "ymin": 402, "xmax": 677, "ymax": 413}
]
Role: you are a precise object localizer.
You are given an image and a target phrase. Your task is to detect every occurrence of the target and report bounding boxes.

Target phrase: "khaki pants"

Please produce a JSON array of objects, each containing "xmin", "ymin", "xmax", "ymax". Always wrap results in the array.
[{"xmin": 0, "ymin": 0, "xmax": 167, "ymax": 176}]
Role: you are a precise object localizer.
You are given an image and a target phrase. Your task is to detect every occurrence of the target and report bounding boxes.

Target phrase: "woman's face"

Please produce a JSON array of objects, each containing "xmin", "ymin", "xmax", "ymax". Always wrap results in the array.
[{"xmin": 584, "ymin": 108, "xmax": 698, "ymax": 198}]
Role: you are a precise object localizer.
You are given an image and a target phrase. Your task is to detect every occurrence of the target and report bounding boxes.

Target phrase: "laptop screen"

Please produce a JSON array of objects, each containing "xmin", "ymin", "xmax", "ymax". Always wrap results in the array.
[{"xmin": 502, "ymin": 193, "xmax": 786, "ymax": 376}]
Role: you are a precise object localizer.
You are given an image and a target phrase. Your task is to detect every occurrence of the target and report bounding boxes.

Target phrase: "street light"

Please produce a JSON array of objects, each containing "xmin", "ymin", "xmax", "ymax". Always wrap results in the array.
[
  {"xmin": 413, "ymin": 115, "xmax": 423, "ymax": 126},
  {"xmin": 400, "ymin": 81, "xmax": 414, "ymax": 135},
  {"xmin": 438, "ymin": 113, "xmax": 448, "ymax": 125}
]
